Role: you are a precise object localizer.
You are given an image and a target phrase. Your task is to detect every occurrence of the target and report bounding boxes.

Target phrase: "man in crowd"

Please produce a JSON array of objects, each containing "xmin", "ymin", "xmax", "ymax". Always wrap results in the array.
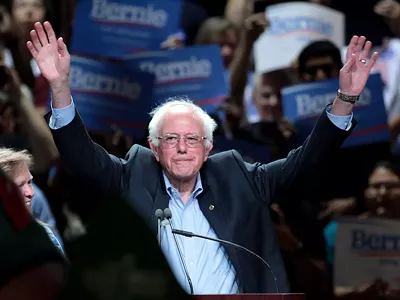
[
  {"xmin": 0, "ymin": 167, "xmax": 66, "ymax": 300},
  {"xmin": 28, "ymin": 20, "xmax": 377, "ymax": 293},
  {"xmin": 0, "ymin": 147, "xmax": 64, "ymax": 254}
]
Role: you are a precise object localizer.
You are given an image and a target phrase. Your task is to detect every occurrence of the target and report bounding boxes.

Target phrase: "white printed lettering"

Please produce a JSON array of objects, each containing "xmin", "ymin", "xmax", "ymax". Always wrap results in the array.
[
  {"xmin": 138, "ymin": 57, "xmax": 212, "ymax": 83},
  {"xmin": 91, "ymin": 0, "xmax": 168, "ymax": 28},
  {"xmin": 69, "ymin": 66, "xmax": 141, "ymax": 100}
]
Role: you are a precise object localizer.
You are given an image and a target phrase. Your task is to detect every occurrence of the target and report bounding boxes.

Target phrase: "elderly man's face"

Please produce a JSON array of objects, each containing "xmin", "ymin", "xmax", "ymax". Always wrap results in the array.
[{"xmin": 150, "ymin": 110, "xmax": 212, "ymax": 182}]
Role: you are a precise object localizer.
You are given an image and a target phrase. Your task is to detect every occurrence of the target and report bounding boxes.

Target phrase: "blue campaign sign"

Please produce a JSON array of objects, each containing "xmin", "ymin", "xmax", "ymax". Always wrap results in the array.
[
  {"xmin": 71, "ymin": 0, "xmax": 182, "ymax": 58},
  {"xmin": 69, "ymin": 56, "xmax": 155, "ymax": 137},
  {"xmin": 212, "ymin": 135, "xmax": 271, "ymax": 164},
  {"xmin": 281, "ymin": 73, "xmax": 390, "ymax": 148},
  {"xmin": 124, "ymin": 45, "xmax": 228, "ymax": 114}
]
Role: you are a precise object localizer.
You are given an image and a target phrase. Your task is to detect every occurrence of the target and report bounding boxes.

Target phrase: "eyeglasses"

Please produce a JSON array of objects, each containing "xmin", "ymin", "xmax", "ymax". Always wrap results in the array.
[{"xmin": 157, "ymin": 133, "xmax": 206, "ymax": 148}]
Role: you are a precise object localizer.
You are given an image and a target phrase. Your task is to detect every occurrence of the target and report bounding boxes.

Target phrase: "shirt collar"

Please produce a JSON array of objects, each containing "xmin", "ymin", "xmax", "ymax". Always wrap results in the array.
[{"xmin": 162, "ymin": 171, "xmax": 203, "ymax": 198}]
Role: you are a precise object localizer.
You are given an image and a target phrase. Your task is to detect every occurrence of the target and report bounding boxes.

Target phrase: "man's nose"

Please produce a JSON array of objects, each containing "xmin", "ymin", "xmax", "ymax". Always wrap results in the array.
[
  {"xmin": 22, "ymin": 185, "xmax": 34, "ymax": 199},
  {"xmin": 177, "ymin": 137, "xmax": 187, "ymax": 153}
]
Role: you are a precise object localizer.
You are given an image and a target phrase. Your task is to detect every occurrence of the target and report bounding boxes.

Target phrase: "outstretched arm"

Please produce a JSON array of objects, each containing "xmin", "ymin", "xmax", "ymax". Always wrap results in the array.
[
  {"xmin": 27, "ymin": 22, "xmax": 127, "ymax": 195},
  {"xmin": 257, "ymin": 36, "xmax": 379, "ymax": 201}
]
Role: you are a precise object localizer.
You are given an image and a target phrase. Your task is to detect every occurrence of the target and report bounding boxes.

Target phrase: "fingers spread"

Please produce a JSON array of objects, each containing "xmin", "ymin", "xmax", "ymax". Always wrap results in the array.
[
  {"xmin": 354, "ymin": 36, "xmax": 366, "ymax": 57},
  {"xmin": 57, "ymin": 37, "xmax": 70, "ymax": 59},
  {"xmin": 360, "ymin": 40, "xmax": 372, "ymax": 61},
  {"xmin": 342, "ymin": 53, "xmax": 356, "ymax": 73},
  {"xmin": 367, "ymin": 52, "xmax": 379, "ymax": 71},
  {"xmin": 346, "ymin": 35, "xmax": 359, "ymax": 61},
  {"xmin": 44, "ymin": 21, "xmax": 57, "ymax": 44},
  {"xmin": 29, "ymin": 30, "xmax": 42, "ymax": 52},
  {"xmin": 26, "ymin": 41, "xmax": 38, "ymax": 58},
  {"xmin": 34, "ymin": 22, "xmax": 49, "ymax": 46}
]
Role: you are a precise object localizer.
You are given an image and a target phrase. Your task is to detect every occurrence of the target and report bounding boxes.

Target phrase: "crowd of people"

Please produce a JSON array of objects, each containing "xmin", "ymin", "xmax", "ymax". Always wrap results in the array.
[{"xmin": 1, "ymin": 0, "xmax": 400, "ymax": 299}]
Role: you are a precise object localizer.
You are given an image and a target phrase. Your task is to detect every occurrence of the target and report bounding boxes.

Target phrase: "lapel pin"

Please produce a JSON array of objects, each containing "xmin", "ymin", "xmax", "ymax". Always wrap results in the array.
[{"xmin": 209, "ymin": 205, "xmax": 214, "ymax": 211}]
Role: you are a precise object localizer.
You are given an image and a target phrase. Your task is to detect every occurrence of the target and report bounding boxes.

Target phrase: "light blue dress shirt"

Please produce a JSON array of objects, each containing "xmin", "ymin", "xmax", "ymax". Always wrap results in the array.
[
  {"xmin": 48, "ymin": 99, "xmax": 353, "ymax": 293},
  {"xmin": 160, "ymin": 172, "xmax": 239, "ymax": 294},
  {"xmin": 32, "ymin": 183, "xmax": 56, "ymax": 228}
]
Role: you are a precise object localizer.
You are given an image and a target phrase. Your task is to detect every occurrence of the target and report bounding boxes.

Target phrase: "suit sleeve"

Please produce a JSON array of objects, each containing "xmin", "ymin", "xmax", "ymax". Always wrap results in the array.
[
  {"xmin": 254, "ymin": 109, "xmax": 356, "ymax": 203},
  {"xmin": 47, "ymin": 110, "xmax": 130, "ymax": 196}
]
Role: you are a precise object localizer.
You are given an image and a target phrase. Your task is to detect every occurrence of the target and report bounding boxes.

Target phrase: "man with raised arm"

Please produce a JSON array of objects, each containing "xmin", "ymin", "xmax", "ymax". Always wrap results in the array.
[{"xmin": 27, "ymin": 21, "xmax": 378, "ymax": 294}]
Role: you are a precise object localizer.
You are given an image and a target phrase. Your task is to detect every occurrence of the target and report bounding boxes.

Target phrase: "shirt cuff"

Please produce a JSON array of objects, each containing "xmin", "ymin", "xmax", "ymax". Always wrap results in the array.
[
  {"xmin": 326, "ymin": 104, "xmax": 353, "ymax": 131},
  {"xmin": 49, "ymin": 97, "xmax": 76, "ymax": 130}
]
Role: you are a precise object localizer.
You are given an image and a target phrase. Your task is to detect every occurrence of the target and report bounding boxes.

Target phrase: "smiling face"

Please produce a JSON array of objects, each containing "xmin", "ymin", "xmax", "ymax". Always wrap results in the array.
[
  {"xmin": 11, "ymin": 162, "xmax": 34, "ymax": 211},
  {"xmin": 149, "ymin": 109, "xmax": 212, "ymax": 182}
]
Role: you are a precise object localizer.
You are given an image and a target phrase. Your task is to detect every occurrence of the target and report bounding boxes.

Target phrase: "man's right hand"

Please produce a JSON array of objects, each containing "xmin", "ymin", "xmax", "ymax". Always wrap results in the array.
[
  {"xmin": 27, "ymin": 22, "xmax": 71, "ymax": 108},
  {"xmin": 27, "ymin": 22, "xmax": 70, "ymax": 85}
]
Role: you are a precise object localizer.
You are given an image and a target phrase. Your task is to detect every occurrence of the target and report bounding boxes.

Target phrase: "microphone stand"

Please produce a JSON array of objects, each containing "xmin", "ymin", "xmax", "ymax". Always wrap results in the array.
[
  {"xmin": 164, "ymin": 209, "xmax": 194, "ymax": 295},
  {"xmin": 172, "ymin": 228, "xmax": 279, "ymax": 294}
]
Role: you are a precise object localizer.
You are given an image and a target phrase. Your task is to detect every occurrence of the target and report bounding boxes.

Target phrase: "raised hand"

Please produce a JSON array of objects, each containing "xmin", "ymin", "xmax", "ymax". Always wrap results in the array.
[
  {"xmin": 27, "ymin": 22, "xmax": 70, "ymax": 86},
  {"xmin": 244, "ymin": 12, "xmax": 269, "ymax": 43},
  {"xmin": 339, "ymin": 36, "xmax": 378, "ymax": 96}
]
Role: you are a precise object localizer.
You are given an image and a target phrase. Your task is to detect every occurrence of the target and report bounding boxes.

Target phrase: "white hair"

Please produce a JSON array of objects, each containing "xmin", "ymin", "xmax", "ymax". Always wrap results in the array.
[{"xmin": 148, "ymin": 97, "xmax": 218, "ymax": 148}]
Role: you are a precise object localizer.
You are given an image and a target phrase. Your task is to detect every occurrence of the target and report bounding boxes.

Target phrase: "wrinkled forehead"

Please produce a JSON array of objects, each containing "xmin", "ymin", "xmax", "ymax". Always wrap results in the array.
[{"xmin": 159, "ymin": 110, "xmax": 204, "ymax": 135}]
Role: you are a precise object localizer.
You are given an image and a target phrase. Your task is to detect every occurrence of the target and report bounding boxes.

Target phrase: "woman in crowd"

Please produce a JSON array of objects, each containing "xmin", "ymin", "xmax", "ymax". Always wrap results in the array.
[{"xmin": 325, "ymin": 161, "xmax": 400, "ymax": 299}]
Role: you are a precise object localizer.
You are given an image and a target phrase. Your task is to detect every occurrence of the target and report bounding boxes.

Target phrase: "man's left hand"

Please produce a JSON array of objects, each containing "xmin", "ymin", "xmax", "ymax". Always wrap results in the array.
[{"xmin": 339, "ymin": 36, "xmax": 378, "ymax": 96}]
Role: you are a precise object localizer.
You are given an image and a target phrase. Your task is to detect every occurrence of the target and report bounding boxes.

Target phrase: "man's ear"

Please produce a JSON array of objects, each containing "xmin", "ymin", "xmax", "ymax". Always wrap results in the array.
[
  {"xmin": 148, "ymin": 140, "xmax": 160, "ymax": 162},
  {"xmin": 204, "ymin": 141, "xmax": 213, "ymax": 162}
]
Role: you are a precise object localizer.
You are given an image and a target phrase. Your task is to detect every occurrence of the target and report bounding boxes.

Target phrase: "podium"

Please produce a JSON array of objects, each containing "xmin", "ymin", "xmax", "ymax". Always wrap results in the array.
[{"xmin": 196, "ymin": 294, "xmax": 305, "ymax": 300}]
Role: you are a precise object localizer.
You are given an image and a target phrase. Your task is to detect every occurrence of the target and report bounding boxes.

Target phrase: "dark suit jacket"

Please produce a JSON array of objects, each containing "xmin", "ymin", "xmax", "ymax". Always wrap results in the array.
[{"xmin": 49, "ymin": 109, "xmax": 355, "ymax": 293}]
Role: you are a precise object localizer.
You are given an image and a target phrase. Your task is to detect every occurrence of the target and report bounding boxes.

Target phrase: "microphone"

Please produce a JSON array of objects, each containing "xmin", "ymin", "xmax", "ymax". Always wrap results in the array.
[
  {"xmin": 163, "ymin": 208, "xmax": 194, "ymax": 295},
  {"xmin": 172, "ymin": 228, "xmax": 279, "ymax": 294},
  {"xmin": 154, "ymin": 209, "xmax": 164, "ymax": 245}
]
